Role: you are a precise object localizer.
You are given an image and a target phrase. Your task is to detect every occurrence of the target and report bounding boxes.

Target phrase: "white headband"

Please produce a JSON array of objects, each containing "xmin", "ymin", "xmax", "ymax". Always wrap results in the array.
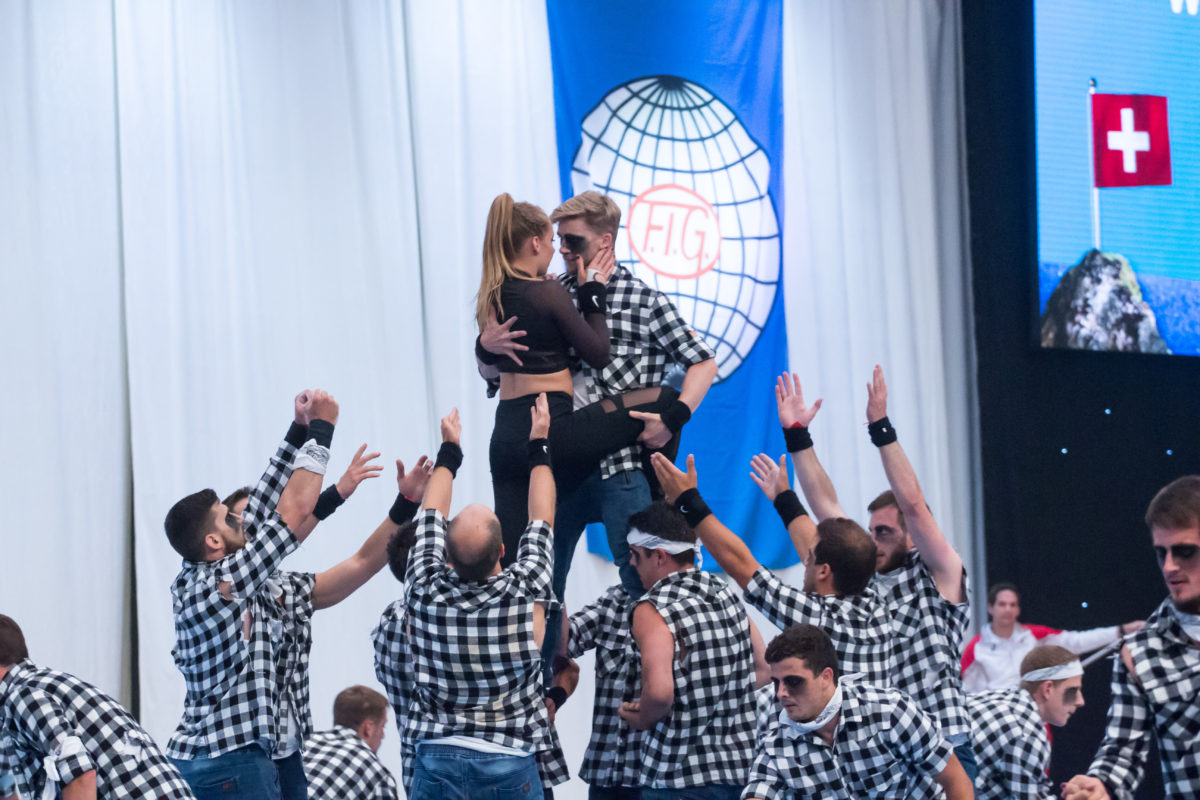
[
  {"xmin": 1020, "ymin": 660, "xmax": 1083, "ymax": 683},
  {"xmin": 627, "ymin": 527, "xmax": 702, "ymax": 568}
]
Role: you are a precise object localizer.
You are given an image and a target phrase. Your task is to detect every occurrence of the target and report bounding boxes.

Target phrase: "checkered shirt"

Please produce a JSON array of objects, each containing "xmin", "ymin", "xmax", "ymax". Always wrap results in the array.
[
  {"xmin": 745, "ymin": 567, "xmax": 895, "ymax": 688},
  {"xmin": 402, "ymin": 508, "xmax": 568, "ymax": 787},
  {"xmin": 871, "ymin": 550, "xmax": 971, "ymax": 739},
  {"xmin": 742, "ymin": 678, "xmax": 952, "ymax": 800},
  {"xmin": 966, "ymin": 689, "xmax": 1052, "ymax": 800},
  {"xmin": 372, "ymin": 598, "xmax": 415, "ymax": 793},
  {"xmin": 1087, "ymin": 598, "xmax": 1200, "ymax": 800},
  {"xmin": 168, "ymin": 429, "xmax": 316, "ymax": 759},
  {"xmin": 567, "ymin": 584, "xmax": 643, "ymax": 787},
  {"xmin": 303, "ymin": 726, "xmax": 398, "ymax": 800},
  {"xmin": 561, "ymin": 265, "xmax": 715, "ymax": 478},
  {"xmin": 637, "ymin": 567, "xmax": 757, "ymax": 789},
  {"xmin": 0, "ymin": 660, "xmax": 195, "ymax": 798}
]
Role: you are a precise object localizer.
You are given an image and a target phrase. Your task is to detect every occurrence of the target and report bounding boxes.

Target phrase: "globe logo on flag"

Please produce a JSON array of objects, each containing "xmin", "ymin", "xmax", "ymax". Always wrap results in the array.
[{"xmin": 570, "ymin": 75, "xmax": 781, "ymax": 381}]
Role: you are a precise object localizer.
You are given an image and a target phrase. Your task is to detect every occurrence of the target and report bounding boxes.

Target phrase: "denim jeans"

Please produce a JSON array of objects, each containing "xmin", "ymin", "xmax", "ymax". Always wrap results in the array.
[
  {"xmin": 641, "ymin": 785, "xmax": 742, "ymax": 800},
  {"xmin": 410, "ymin": 742, "xmax": 542, "ymax": 800},
  {"xmin": 273, "ymin": 750, "xmax": 308, "ymax": 800},
  {"xmin": 542, "ymin": 468, "xmax": 650, "ymax": 676},
  {"xmin": 171, "ymin": 744, "xmax": 283, "ymax": 800},
  {"xmin": 948, "ymin": 733, "xmax": 978, "ymax": 784}
]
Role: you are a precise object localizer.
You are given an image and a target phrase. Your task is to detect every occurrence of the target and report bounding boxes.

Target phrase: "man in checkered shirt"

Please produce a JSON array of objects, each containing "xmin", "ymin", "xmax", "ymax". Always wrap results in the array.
[
  {"xmin": 967, "ymin": 645, "xmax": 1086, "ymax": 800},
  {"xmin": 780, "ymin": 368, "xmax": 975, "ymax": 778},
  {"xmin": 302, "ymin": 685, "xmax": 398, "ymax": 800},
  {"xmin": 744, "ymin": 623, "xmax": 973, "ymax": 800},
  {"xmin": 479, "ymin": 190, "xmax": 718, "ymax": 603},
  {"xmin": 401, "ymin": 401, "xmax": 568, "ymax": 799},
  {"xmin": 1064, "ymin": 476, "xmax": 1200, "ymax": 800},
  {"xmin": 563, "ymin": 583, "xmax": 644, "ymax": 797},
  {"xmin": 0, "ymin": 615, "xmax": 195, "ymax": 799},
  {"xmin": 617, "ymin": 489, "xmax": 763, "ymax": 800}
]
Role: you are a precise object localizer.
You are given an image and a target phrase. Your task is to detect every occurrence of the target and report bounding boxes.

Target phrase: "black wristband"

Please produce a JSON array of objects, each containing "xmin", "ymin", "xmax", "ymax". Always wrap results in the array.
[
  {"xmin": 388, "ymin": 492, "xmax": 420, "ymax": 525},
  {"xmin": 576, "ymin": 281, "xmax": 607, "ymax": 314},
  {"xmin": 313, "ymin": 485, "xmax": 345, "ymax": 520},
  {"xmin": 673, "ymin": 488, "xmax": 713, "ymax": 527},
  {"xmin": 772, "ymin": 490, "xmax": 808, "ymax": 528},
  {"xmin": 308, "ymin": 419, "xmax": 335, "ymax": 448},
  {"xmin": 475, "ymin": 335, "xmax": 502, "ymax": 366},
  {"xmin": 528, "ymin": 438, "xmax": 552, "ymax": 470},
  {"xmin": 546, "ymin": 686, "xmax": 569, "ymax": 710},
  {"xmin": 434, "ymin": 441, "xmax": 463, "ymax": 477},
  {"xmin": 783, "ymin": 424, "xmax": 813, "ymax": 452},
  {"xmin": 867, "ymin": 416, "xmax": 898, "ymax": 447},
  {"xmin": 285, "ymin": 421, "xmax": 309, "ymax": 448},
  {"xmin": 659, "ymin": 400, "xmax": 693, "ymax": 434}
]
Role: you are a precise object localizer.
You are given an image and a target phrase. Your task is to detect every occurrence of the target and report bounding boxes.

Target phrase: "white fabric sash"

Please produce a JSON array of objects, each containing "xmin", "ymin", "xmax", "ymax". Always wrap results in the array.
[
  {"xmin": 781, "ymin": 681, "xmax": 843, "ymax": 736},
  {"xmin": 43, "ymin": 735, "xmax": 85, "ymax": 800},
  {"xmin": 1020, "ymin": 660, "xmax": 1083, "ymax": 683}
]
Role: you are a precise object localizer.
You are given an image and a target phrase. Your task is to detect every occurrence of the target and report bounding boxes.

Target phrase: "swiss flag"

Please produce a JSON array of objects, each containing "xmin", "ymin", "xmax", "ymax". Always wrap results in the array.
[{"xmin": 1091, "ymin": 94, "xmax": 1172, "ymax": 188}]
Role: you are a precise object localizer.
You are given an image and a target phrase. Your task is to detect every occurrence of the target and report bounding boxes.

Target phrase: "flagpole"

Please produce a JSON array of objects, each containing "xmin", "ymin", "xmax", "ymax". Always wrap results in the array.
[{"xmin": 1089, "ymin": 78, "xmax": 1101, "ymax": 250}]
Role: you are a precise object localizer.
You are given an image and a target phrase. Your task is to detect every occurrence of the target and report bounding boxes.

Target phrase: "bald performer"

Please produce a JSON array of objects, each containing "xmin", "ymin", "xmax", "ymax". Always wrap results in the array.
[{"xmin": 399, "ymin": 397, "xmax": 567, "ymax": 799}]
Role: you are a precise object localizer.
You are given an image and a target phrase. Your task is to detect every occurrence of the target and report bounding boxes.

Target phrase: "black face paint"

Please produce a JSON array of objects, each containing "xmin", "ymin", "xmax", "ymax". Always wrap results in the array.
[
  {"xmin": 561, "ymin": 233, "xmax": 588, "ymax": 256},
  {"xmin": 1156, "ymin": 544, "xmax": 1200, "ymax": 565}
]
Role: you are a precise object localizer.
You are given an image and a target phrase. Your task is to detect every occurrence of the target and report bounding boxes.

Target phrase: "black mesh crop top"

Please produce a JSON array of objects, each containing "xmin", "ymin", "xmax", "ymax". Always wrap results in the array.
[{"xmin": 489, "ymin": 277, "xmax": 611, "ymax": 374}]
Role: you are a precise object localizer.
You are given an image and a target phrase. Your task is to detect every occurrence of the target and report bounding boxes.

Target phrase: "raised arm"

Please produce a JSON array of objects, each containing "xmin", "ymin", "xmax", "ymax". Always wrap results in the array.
[
  {"xmin": 423, "ymin": 409, "xmax": 460, "ymax": 516},
  {"xmin": 527, "ymin": 393, "xmax": 555, "ymax": 524},
  {"xmin": 650, "ymin": 452, "xmax": 760, "ymax": 589},
  {"xmin": 619, "ymin": 601, "xmax": 675, "ymax": 730},
  {"xmin": 750, "ymin": 452, "xmax": 819, "ymax": 563},
  {"xmin": 311, "ymin": 455, "xmax": 431, "ymax": 610},
  {"xmin": 777, "ymin": 373, "xmax": 848, "ymax": 521},
  {"xmin": 275, "ymin": 390, "xmax": 339, "ymax": 535},
  {"xmin": 866, "ymin": 366, "xmax": 963, "ymax": 601}
]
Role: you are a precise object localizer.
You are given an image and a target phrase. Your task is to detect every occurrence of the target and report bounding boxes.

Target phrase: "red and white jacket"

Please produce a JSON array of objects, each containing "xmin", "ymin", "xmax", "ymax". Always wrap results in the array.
[{"xmin": 961, "ymin": 622, "xmax": 1119, "ymax": 692}]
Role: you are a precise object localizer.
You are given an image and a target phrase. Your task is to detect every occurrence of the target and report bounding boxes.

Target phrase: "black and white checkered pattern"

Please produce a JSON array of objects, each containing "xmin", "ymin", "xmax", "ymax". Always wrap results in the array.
[
  {"xmin": 168, "ymin": 432, "xmax": 315, "ymax": 759},
  {"xmin": 561, "ymin": 264, "xmax": 715, "ymax": 478},
  {"xmin": 966, "ymin": 689, "xmax": 1052, "ymax": 800},
  {"xmin": 372, "ymin": 598, "xmax": 415, "ymax": 794},
  {"xmin": 402, "ymin": 508, "xmax": 568, "ymax": 787},
  {"xmin": 1087, "ymin": 598, "xmax": 1200, "ymax": 800},
  {"xmin": 742, "ymin": 678, "xmax": 952, "ymax": 800},
  {"xmin": 871, "ymin": 551, "xmax": 971, "ymax": 739},
  {"xmin": 637, "ymin": 567, "xmax": 757, "ymax": 789},
  {"xmin": 745, "ymin": 566, "xmax": 896, "ymax": 687},
  {"xmin": 303, "ymin": 727, "xmax": 398, "ymax": 800},
  {"xmin": 0, "ymin": 660, "xmax": 195, "ymax": 799},
  {"xmin": 567, "ymin": 584, "xmax": 643, "ymax": 788}
]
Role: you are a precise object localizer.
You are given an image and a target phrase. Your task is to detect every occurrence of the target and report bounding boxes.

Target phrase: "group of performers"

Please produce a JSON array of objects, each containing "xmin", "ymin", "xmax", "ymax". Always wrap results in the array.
[{"xmin": 1, "ymin": 191, "xmax": 1197, "ymax": 800}]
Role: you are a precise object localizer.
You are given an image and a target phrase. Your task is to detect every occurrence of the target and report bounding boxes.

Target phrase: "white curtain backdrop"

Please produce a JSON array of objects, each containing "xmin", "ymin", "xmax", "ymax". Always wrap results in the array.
[
  {"xmin": 782, "ymin": 0, "xmax": 979, "ymax": 592},
  {"xmin": 1, "ymin": 2, "xmax": 974, "ymax": 798},
  {"xmin": 0, "ymin": 0, "xmax": 131, "ymax": 701}
]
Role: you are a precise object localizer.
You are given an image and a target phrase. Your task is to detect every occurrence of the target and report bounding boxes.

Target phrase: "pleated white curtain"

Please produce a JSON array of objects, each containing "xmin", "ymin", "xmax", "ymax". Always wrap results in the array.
[
  {"xmin": 0, "ymin": 1, "xmax": 974, "ymax": 798},
  {"xmin": 782, "ymin": 0, "xmax": 979, "ymax": 586}
]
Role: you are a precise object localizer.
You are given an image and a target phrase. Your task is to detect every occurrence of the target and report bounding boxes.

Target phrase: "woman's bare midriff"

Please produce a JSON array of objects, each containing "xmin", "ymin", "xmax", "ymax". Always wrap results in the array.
[{"xmin": 498, "ymin": 370, "xmax": 573, "ymax": 400}]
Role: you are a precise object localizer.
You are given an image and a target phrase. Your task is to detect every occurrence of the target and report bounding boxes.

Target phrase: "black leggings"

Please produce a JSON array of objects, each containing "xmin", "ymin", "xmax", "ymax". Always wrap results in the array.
[{"xmin": 489, "ymin": 386, "xmax": 682, "ymax": 567}]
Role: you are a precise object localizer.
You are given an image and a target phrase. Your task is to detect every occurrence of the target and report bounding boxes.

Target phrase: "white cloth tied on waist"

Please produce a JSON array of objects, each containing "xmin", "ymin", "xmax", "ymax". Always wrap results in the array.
[
  {"xmin": 42, "ymin": 735, "xmax": 85, "ymax": 800},
  {"xmin": 781, "ymin": 681, "xmax": 843, "ymax": 736},
  {"xmin": 1020, "ymin": 660, "xmax": 1083, "ymax": 683},
  {"xmin": 627, "ymin": 527, "xmax": 702, "ymax": 568}
]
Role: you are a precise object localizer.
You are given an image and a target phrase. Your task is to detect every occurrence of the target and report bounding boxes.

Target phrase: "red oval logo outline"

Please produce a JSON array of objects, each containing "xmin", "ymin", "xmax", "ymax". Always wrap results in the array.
[{"xmin": 627, "ymin": 184, "xmax": 722, "ymax": 280}]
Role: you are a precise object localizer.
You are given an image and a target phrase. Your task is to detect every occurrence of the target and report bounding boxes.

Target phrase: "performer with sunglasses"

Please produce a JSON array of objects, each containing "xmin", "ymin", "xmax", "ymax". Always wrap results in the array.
[{"xmin": 1063, "ymin": 476, "xmax": 1200, "ymax": 800}]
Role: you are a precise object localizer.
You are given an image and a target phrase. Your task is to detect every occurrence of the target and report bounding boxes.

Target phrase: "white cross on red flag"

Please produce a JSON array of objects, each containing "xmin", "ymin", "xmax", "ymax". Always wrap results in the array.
[{"xmin": 1091, "ymin": 93, "xmax": 1171, "ymax": 188}]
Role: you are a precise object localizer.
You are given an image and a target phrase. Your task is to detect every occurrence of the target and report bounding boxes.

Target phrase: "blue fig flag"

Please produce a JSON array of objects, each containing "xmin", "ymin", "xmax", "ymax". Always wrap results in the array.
[{"xmin": 547, "ymin": 0, "xmax": 796, "ymax": 569}]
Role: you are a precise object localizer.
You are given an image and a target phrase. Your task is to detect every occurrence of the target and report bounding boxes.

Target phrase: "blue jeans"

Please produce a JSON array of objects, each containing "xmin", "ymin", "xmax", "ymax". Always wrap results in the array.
[
  {"xmin": 172, "ymin": 744, "xmax": 288, "ymax": 800},
  {"xmin": 543, "ymin": 468, "xmax": 650, "ymax": 675},
  {"xmin": 410, "ymin": 743, "xmax": 541, "ymax": 800},
  {"xmin": 589, "ymin": 786, "xmax": 643, "ymax": 800},
  {"xmin": 948, "ymin": 733, "xmax": 978, "ymax": 784},
  {"xmin": 641, "ymin": 785, "xmax": 741, "ymax": 800}
]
